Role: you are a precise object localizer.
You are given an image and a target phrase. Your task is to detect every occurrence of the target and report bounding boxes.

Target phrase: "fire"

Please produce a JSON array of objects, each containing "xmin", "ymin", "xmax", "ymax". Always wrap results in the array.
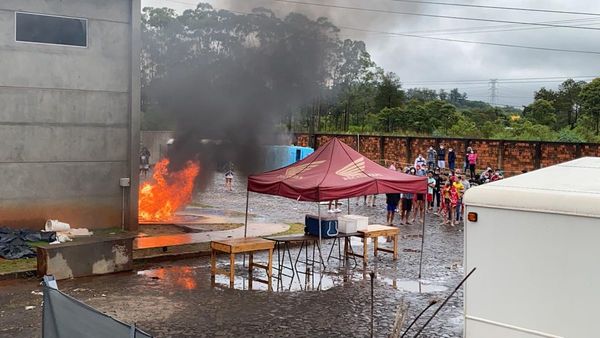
[{"xmin": 139, "ymin": 158, "xmax": 200, "ymax": 222}]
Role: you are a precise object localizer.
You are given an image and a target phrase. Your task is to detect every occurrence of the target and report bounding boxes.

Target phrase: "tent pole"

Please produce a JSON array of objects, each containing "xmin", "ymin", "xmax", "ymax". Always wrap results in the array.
[
  {"xmin": 243, "ymin": 190, "xmax": 249, "ymax": 268},
  {"xmin": 244, "ymin": 190, "xmax": 250, "ymax": 238},
  {"xmin": 347, "ymin": 198, "xmax": 350, "ymax": 215},
  {"xmin": 418, "ymin": 202, "xmax": 426, "ymax": 279},
  {"xmin": 318, "ymin": 202, "xmax": 322, "ymax": 275}
]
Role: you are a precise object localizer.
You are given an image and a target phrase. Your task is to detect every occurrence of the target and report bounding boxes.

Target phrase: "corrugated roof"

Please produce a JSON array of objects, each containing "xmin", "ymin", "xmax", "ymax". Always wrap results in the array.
[{"xmin": 463, "ymin": 157, "xmax": 600, "ymax": 218}]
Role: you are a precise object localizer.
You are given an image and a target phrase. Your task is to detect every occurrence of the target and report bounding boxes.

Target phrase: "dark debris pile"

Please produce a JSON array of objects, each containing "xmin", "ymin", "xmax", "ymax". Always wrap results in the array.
[{"xmin": 0, "ymin": 228, "xmax": 56, "ymax": 259}]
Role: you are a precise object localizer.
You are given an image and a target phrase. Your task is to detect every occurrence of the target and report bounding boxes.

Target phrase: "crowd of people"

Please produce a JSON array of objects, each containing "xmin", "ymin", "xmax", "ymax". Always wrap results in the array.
[{"xmin": 383, "ymin": 144, "xmax": 504, "ymax": 227}]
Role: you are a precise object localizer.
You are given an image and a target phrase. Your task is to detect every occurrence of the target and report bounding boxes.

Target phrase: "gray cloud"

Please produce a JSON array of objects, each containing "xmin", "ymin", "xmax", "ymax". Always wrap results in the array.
[{"xmin": 143, "ymin": 0, "xmax": 600, "ymax": 106}]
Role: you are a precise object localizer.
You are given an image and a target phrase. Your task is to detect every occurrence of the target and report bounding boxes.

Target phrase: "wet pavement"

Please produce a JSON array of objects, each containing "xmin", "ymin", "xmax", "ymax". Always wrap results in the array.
[{"xmin": 0, "ymin": 175, "xmax": 464, "ymax": 337}]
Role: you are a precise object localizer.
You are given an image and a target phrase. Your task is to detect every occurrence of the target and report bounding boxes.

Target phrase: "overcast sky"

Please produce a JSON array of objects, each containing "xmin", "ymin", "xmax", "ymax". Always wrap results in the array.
[{"xmin": 142, "ymin": 0, "xmax": 600, "ymax": 107}]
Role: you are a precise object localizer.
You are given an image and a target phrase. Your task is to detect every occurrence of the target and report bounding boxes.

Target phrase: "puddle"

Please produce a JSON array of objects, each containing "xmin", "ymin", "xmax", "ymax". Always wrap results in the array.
[
  {"xmin": 137, "ymin": 265, "xmax": 202, "ymax": 290},
  {"xmin": 383, "ymin": 279, "xmax": 448, "ymax": 293}
]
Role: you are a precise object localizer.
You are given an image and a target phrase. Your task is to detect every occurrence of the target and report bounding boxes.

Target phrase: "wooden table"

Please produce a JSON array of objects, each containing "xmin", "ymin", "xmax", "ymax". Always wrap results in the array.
[
  {"xmin": 346, "ymin": 225, "xmax": 400, "ymax": 266},
  {"xmin": 210, "ymin": 237, "xmax": 275, "ymax": 289}
]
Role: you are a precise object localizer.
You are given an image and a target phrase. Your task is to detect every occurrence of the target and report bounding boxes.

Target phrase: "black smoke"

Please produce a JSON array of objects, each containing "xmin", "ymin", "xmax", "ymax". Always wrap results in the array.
[{"xmin": 145, "ymin": 6, "xmax": 336, "ymax": 185}]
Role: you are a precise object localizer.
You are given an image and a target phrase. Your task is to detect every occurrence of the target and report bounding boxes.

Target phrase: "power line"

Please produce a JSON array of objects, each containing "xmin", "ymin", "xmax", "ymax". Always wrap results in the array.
[
  {"xmin": 272, "ymin": 0, "xmax": 600, "ymax": 31},
  {"xmin": 155, "ymin": 0, "xmax": 600, "ymax": 38},
  {"xmin": 388, "ymin": 0, "xmax": 600, "ymax": 17},
  {"xmin": 417, "ymin": 19, "xmax": 600, "ymax": 37},
  {"xmin": 395, "ymin": 18, "xmax": 600, "ymax": 36},
  {"xmin": 402, "ymin": 75, "xmax": 597, "ymax": 85},
  {"xmin": 338, "ymin": 25, "xmax": 600, "ymax": 55},
  {"xmin": 151, "ymin": 1, "xmax": 600, "ymax": 56}
]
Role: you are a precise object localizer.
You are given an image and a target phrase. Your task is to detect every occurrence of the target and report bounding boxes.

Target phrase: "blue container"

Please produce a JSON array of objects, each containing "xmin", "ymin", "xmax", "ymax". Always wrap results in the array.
[
  {"xmin": 264, "ymin": 145, "xmax": 314, "ymax": 171},
  {"xmin": 304, "ymin": 214, "xmax": 338, "ymax": 238}
]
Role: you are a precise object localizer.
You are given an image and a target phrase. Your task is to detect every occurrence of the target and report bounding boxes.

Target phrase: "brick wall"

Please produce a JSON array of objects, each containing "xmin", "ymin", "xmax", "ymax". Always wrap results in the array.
[
  {"xmin": 502, "ymin": 142, "xmax": 536, "ymax": 174},
  {"xmin": 540, "ymin": 143, "xmax": 578, "ymax": 168},
  {"xmin": 358, "ymin": 136, "xmax": 382, "ymax": 164},
  {"xmin": 295, "ymin": 133, "xmax": 600, "ymax": 176}
]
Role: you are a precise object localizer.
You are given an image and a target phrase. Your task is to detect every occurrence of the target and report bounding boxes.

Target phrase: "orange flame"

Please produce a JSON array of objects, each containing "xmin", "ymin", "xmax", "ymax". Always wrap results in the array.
[{"xmin": 139, "ymin": 158, "xmax": 200, "ymax": 222}]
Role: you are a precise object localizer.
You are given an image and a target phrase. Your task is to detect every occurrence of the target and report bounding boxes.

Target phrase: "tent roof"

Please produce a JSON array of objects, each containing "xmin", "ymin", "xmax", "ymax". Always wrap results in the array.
[
  {"xmin": 248, "ymin": 138, "xmax": 427, "ymax": 202},
  {"xmin": 464, "ymin": 157, "xmax": 600, "ymax": 218}
]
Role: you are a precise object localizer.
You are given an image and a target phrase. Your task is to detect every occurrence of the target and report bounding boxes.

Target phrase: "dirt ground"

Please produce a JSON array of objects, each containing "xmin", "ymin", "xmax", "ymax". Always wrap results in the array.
[{"xmin": 0, "ymin": 175, "xmax": 465, "ymax": 337}]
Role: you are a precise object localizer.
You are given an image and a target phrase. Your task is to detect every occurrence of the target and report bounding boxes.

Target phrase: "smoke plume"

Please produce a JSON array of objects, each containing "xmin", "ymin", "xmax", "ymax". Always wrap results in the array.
[{"xmin": 146, "ymin": 5, "xmax": 335, "ymax": 186}]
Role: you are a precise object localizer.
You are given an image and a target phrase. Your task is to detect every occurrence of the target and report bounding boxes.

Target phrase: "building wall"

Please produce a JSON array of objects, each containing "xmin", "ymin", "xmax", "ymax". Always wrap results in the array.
[
  {"xmin": 297, "ymin": 133, "xmax": 600, "ymax": 176},
  {"xmin": 0, "ymin": 0, "xmax": 140, "ymax": 229}
]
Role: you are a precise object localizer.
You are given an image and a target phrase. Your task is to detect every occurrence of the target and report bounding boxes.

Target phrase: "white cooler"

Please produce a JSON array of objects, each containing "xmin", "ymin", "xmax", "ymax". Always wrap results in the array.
[{"xmin": 337, "ymin": 215, "xmax": 369, "ymax": 233}]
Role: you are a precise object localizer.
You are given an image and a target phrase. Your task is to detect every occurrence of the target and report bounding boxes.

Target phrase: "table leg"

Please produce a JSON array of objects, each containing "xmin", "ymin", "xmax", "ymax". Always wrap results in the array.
[
  {"xmin": 210, "ymin": 249, "xmax": 216, "ymax": 278},
  {"xmin": 268, "ymin": 248, "xmax": 273, "ymax": 290},
  {"xmin": 229, "ymin": 253, "xmax": 235, "ymax": 288},
  {"xmin": 249, "ymin": 252, "xmax": 254, "ymax": 274},
  {"xmin": 363, "ymin": 237, "xmax": 368, "ymax": 266},
  {"xmin": 393, "ymin": 234, "xmax": 398, "ymax": 260},
  {"xmin": 344, "ymin": 237, "xmax": 349, "ymax": 261},
  {"xmin": 374, "ymin": 236, "xmax": 379, "ymax": 257}
]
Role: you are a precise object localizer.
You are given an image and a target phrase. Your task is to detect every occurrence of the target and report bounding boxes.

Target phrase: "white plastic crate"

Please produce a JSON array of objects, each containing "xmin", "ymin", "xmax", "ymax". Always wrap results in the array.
[{"xmin": 337, "ymin": 214, "xmax": 369, "ymax": 233}]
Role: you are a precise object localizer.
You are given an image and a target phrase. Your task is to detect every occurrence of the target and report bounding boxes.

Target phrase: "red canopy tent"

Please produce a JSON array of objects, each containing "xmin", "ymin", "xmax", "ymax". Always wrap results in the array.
[
  {"xmin": 243, "ymin": 137, "xmax": 429, "ymax": 277},
  {"xmin": 247, "ymin": 138, "xmax": 427, "ymax": 201}
]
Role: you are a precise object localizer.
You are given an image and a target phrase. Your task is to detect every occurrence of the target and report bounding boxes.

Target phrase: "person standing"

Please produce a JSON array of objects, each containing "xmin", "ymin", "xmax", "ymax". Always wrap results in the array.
[
  {"xmin": 433, "ymin": 168, "xmax": 442, "ymax": 213},
  {"xmin": 139, "ymin": 146, "xmax": 151, "ymax": 177},
  {"xmin": 412, "ymin": 167, "xmax": 425, "ymax": 224},
  {"xmin": 225, "ymin": 168, "xmax": 234, "ymax": 191},
  {"xmin": 401, "ymin": 167, "xmax": 417, "ymax": 224},
  {"xmin": 388, "ymin": 161, "xmax": 397, "ymax": 171},
  {"xmin": 453, "ymin": 175, "xmax": 465, "ymax": 224},
  {"xmin": 437, "ymin": 144, "xmax": 446, "ymax": 169},
  {"xmin": 448, "ymin": 182, "xmax": 459, "ymax": 227},
  {"xmin": 441, "ymin": 181, "xmax": 452, "ymax": 225},
  {"xmin": 447, "ymin": 147, "xmax": 456, "ymax": 171},
  {"xmin": 427, "ymin": 171, "xmax": 435, "ymax": 211},
  {"xmin": 414, "ymin": 154, "xmax": 426, "ymax": 169},
  {"xmin": 468, "ymin": 149, "xmax": 478, "ymax": 179},
  {"xmin": 464, "ymin": 146, "xmax": 472, "ymax": 172},
  {"xmin": 386, "ymin": 193, "xmax": 401, "ymax": 226},
  {"xmin": 426, "ymin": 147, "xmax": 437, "ymax": 170},
  {"xmin": 400, "ymin": 191, "xmax": 413, "ymax": 225}
]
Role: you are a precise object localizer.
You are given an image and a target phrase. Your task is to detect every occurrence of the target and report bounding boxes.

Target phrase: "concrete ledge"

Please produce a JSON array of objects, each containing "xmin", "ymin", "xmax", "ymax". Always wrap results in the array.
[{"xmin": 37, "ymin": 233, "xmax": 136, "ymax": 280}]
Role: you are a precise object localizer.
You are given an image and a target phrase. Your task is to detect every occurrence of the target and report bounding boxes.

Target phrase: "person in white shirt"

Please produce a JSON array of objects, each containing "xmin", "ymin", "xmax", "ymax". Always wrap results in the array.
[{"xmin": 414, "ymin": 154, "xmax": 426, "ymax": 168}]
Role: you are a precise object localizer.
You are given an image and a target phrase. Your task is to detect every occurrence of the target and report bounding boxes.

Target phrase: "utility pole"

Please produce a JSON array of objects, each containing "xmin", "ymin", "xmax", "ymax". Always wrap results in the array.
[{"xmin": 489, "ymin": 79, "xmax": 498, "ymax": 106}]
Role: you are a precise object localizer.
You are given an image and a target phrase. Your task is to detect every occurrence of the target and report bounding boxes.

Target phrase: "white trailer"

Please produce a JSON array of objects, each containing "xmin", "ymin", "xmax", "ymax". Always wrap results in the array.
[{"xmin": 463, "ymin": 157, "xmax": 600, "ymax": 338}]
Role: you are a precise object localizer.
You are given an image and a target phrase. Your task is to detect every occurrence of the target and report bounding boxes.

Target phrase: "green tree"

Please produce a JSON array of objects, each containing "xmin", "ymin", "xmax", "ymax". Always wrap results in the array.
[
  {"xmin": 557, "ymin": 127, "xmax": 585, "ymax": 142},
  {"xmin": 579, "ymin": 78, "xmax": 600, "ymax": 135},
  {"xmin": 557, "ymin": 79, "xmax": 585, "ymax": 128},
  {"xmin": 374, "ymin": 72, "xmax": 404, "ymax": 112},
  {"xmin": 495, "ymin": 119, "xmax": 556, "ymax": 141},
  {"xmin": 448, "ymin": 88, "xmax": 467, "ymax": 106},
  {"xmin": 524, "ymin": 99, "xmax": 557, "ymax": 127},
  {"xmin": 447, "ymin": 113, "xmax": 481, "ymax": 138},
  {"xmin": 423, "ymin": 100, "xmax": 458, "ymax": 134},
  {"xmin": 406, "ymin": 88, "xmax": 438, "ymax": 102}
]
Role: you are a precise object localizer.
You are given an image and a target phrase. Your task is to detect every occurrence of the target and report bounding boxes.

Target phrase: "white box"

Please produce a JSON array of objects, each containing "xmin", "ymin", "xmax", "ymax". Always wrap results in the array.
[{"xmin": 338, "ymin": 215, "xmax": 369, "ymax": 233}]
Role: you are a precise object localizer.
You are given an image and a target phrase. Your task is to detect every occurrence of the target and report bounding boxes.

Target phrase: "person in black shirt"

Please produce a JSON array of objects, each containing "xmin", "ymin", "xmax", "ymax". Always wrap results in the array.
[
  {"xmin": 386, "ymin": 193, "xmax": 401, "ymax": 226},
  {"xmin": 448, "ymin": 147, "xmax": 456, "ymax": 171},
  {"xmin": 432, "ymin": 168, "xmax": 442, "ymax": 212},
  {"xmin": 437, "ymin": 144, "xmax": 446, "ymax": 169}
]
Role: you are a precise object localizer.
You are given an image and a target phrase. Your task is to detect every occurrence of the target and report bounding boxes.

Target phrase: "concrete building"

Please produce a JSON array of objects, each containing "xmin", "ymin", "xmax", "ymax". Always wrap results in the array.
[{"xmin": 0, "ymin": 0, "xmax": 141, "ymax": 230}]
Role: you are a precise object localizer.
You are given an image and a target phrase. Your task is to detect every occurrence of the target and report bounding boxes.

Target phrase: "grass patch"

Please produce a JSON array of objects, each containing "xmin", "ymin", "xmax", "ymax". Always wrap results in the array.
[
  {"xmin": 0, "ymin": 257, "xmax": 36, "ymax": 274},
  {"xmin": 93, "ymin": 227, "xmax": 126, "ymax": 235},
  {"xmin": 272, "ymin": 223, "xmax": 305, "ymax": 236}
]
